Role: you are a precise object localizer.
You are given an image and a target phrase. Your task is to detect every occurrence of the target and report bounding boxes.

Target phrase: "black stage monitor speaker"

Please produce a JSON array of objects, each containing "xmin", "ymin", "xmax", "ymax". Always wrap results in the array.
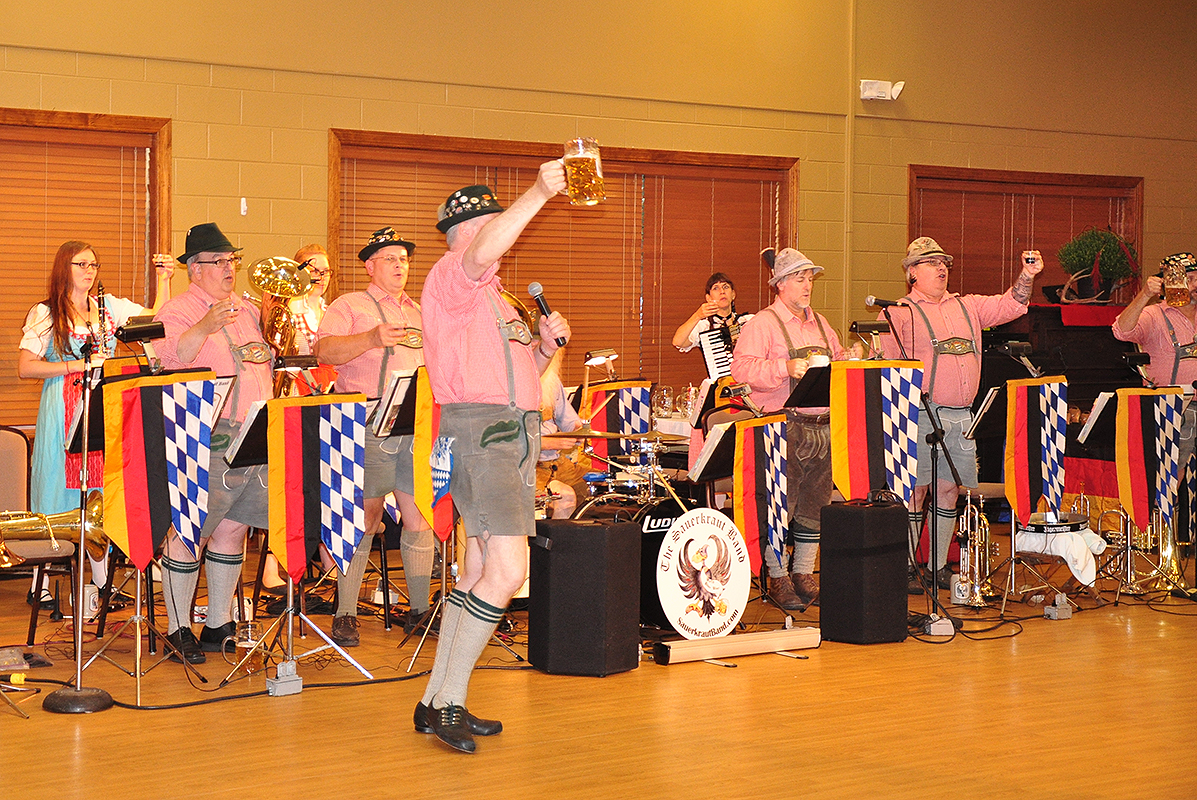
[
  {"xmin": 820, "ymin": 500, "xmax": 908, "ymax": 644},
  {"xmin": 528, "ymin": 518, "xmax": 641, "ymax": 676}
]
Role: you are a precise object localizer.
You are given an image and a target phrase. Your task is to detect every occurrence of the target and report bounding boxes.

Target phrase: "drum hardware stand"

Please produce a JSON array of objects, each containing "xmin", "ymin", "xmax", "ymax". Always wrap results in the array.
[
  {"xmin": 994, "ymin": 517, "xmax": 1077, "ymax": 617},
  {"xmin": 43, "ymin": 340, "xmax": 114, "ymax": 714}
]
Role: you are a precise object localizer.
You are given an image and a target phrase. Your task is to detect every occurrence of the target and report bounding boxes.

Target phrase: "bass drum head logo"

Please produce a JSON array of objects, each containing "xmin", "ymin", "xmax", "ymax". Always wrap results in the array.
[{"xmin": 655, "ymin": 508, "xmax": 750, "ymax": 640}]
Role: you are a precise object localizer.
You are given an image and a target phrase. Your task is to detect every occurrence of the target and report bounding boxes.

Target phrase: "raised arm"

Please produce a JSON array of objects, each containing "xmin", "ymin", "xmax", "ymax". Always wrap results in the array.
[{"xmin": 461, "ymin": 160, "xmax": 566, "ymax": 280}]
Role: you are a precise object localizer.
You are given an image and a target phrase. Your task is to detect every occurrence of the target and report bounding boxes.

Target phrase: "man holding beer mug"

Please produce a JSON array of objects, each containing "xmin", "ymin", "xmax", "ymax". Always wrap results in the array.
[
  {"xmin": 416, "ymin": 164, "xmax": 573, "ymax": 754},
  {"xmin": 878, "ymin": 236, "xmax": 1042, "ymax": 593},
  {"xmin": 1113, "ymin": 252, "xmax": 1197, "ymax": 473},
  {"xmin": 731, "ymin": 249, "xmax": 863, "ymax": 612}
]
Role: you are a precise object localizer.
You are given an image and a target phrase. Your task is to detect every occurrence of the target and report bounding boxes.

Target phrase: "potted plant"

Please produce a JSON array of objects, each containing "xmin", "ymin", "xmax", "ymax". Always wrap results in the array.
[{"xmin": 1055, "ymin": 228, "xmax": 1139, "ymax": 303}]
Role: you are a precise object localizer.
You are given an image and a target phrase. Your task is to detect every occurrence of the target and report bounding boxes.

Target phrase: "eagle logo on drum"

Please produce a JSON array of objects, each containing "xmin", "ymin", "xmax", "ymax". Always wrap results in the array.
[{"xmin": 676, "ymin": 535, "xmax": 733, "ymax": 619}]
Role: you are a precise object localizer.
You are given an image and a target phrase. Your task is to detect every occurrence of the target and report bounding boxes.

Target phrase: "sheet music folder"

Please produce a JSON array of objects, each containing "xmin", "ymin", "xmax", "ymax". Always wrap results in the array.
[
  {"xmin": 690, "ymin": 421, "xmax": 736, "ymax": 482},
  {"xmin": 225, "ymin": 392, "xmax": 366, "ymax": 468},
  {"xmin": 370, "ymin": 369, "xmax": 418, "ymax": 438},
  {"xmin": 67, "ymin": 367, "xmax": 220, "ymax": 454},
  {"xmin": 784, "ymin": 365, "xmax": 829, "ymax": 409}
]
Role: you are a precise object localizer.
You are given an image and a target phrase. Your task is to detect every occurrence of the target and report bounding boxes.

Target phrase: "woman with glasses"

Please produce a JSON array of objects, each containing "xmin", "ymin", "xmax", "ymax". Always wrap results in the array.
[
  {"xmin": 17, "ymin": 240, "xmax": 173, "ymax": 595},
  {"xmin": 289, "ymin": 243, "xmax": 333, "ymax": 355}
]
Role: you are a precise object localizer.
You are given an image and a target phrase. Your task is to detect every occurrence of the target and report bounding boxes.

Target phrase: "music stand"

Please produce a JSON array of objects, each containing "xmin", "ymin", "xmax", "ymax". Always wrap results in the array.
[{"xmin": 221, "ymin": 394, "xmax": 374, "ymax": 692}]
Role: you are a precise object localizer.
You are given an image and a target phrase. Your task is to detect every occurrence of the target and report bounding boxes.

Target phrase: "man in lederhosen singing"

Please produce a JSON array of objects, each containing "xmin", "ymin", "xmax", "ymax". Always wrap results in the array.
[
  {"xmin": 880, "ymin": 236, "xmax": 1042, "ymax": 592},
  {"xmin": 731, "ymin": 248, "xmax": 863, "ymax": 612},
  {"xmin": 415, "ymin": 166, "xmax": 573, "ymax": 754}
]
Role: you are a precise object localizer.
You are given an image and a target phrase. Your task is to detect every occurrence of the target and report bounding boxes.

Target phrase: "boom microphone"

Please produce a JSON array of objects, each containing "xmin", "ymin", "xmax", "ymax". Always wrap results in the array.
[
  {"xmin": 528, "ymin": 282, "xmax": 567, "ymax": 347},
  {"xmin": 865, "ymin": 295, "xmax": 904, "ymax": 308}
]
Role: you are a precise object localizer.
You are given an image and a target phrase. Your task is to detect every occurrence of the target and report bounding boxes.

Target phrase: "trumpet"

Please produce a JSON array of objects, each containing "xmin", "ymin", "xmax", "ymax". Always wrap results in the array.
[
  {"xmin": 0, "ymin": 490, "xmax": 106, "ymax": 567},
  {"xmin": 953, "ymin": 490, "xmax": 997, "ymax": 607}
]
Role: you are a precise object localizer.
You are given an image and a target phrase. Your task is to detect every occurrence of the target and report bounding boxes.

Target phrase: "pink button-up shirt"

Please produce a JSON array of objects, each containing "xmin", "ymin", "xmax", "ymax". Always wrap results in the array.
[
  {"xmin": 422, "ymin": 249, "xmax": 540, "ymax": 410},
  {"xmin": 879, "ymin": 286, "xmax": 1027, "ymax": 407},
  {"xmin": 318, "ymin": 283, "xmax": 424, "ymax": 397},
  {"xmin": 731, "ymin": 297, "xmax": 847, "ymax": 413},
  {"xmin": 1112, "ymin": 303, "xmax": 1197, "ymax": 389},
  {"xmin": 155, "ymin": 283, "xmax": 272, "ymax": 423}
]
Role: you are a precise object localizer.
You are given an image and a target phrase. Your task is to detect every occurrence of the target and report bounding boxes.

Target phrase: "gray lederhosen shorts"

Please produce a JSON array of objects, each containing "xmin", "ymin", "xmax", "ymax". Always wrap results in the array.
[
  {"xmin": 438, "ymin": 403, "xmax": 540, "ymax": 539},
  {"xmin": 206, "ymin": 419, "xmax": 269, "ymax": 536},
  {"xmin": 363, "ymin": 429, "xmax": 416, "ymax": 498},
  {"xmin": 917, "ymin": 404, "xmax": 979, "ymax": 488}
]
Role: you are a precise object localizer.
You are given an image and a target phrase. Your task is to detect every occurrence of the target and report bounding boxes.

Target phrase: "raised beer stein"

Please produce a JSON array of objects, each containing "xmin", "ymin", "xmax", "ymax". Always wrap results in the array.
[
  {"xmin": 563, "ymin": 137, "xmax": 606, "ymax": 206},
  {"xmin": 1164, "ymin": 260, "xmax": 1188, "ymax": 307}
]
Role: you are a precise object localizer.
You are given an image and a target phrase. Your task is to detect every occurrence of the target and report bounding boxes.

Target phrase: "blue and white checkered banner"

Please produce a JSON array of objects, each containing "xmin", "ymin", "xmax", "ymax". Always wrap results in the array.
[
  {"xmin": 161, "ymin": 378, "xmax": 219, "ymax": 557},
  {"xmin": 762, "ymin": 418, "xmax": 788, "ymax": 571},
  {"xmin": 879, "ymin": 365, "xmax": 923, "ymax": 505},
  {"xmin": 1153, "ymin": 393, "xmax": 1183, "ymax": 528},
  {"xmin": 320, "ymin": 400, "xmax": 367, "ymax": 574},
  {"xmin": 1039, "ymin": 380, "xmax": 1068, "ymax": 514},
  {"xmin": 616, "ymin": 385, "xmax": 651, "ymax": 462}
]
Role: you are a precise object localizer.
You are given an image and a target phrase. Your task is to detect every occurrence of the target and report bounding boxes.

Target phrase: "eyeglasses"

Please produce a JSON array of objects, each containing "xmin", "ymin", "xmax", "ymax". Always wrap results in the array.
[
  {"xmin": 308, "ymin": 268, "xmax": 332, "ymax": 278},
  {"xmin": 368, "ymin": 254, "xmax": 410, "ymax": 267},
  {"xmin": 194, "ymin": 256, "xmax": 242, "ymax": 270},
  {"xmin": 71, "ymin": 261, "xmax": 100, "ymax": 270}
]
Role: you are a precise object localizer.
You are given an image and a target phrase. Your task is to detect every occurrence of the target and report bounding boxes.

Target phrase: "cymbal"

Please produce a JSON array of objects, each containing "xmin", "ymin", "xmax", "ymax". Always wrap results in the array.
[{"xmin": 542, "ymin": 427, "xmax": 688, "ymax": 443}]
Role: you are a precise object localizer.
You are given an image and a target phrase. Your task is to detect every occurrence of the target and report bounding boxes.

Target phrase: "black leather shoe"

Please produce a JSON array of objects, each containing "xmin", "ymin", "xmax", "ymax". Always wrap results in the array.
[
  {"xmin": 199, "ymin": 621, "xmax": 237, "ymax": 653},
  {"xmin": 414, "ymin": 701, "xmax": 502, "ymax": 737},
  {"xmin": 166, "ymin": 627, "xmax": 207, "ymax": 664},
  {"xmin": 934, "ymin": 566, "xmax": 953, "ymax": 590},
  {"xmin": 907, "ymin": 565, "xmax": 925, "ymax": 595},
  {"xmin": 27, "ymin": 590, "xmax": 56, "ymax": 611},
  {"xmin": 429, "ymin": 704, "xmax": 476, "ymax": 753}
]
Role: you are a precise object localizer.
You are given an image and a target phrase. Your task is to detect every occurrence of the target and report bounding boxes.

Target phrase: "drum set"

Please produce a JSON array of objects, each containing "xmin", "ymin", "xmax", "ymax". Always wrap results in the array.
[{"xmin": 540, "ymin": 426, "xmax": 693, "ymax": 522}]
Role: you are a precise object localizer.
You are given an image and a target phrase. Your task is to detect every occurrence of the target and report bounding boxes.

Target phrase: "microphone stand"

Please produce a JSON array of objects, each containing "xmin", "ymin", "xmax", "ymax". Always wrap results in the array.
[
  {"xmin": 880, "ymin": 305, "xmax": 962, "ymax": 631},
  {"xmin": 44, "ymin": 331, "xmax": 115, "ymax": 713}
]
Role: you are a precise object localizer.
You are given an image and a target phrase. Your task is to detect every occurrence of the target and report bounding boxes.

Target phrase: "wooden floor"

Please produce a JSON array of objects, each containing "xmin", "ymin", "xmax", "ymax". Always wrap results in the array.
[{"xmin": 2, "ymin": 538, "xmax": 1196, "ymax": 800}]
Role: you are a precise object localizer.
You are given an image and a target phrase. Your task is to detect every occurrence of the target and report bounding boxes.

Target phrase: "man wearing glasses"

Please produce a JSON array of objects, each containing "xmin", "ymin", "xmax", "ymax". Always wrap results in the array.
[
  {"xmin": 879, "ymin": 236, "xmax": 1042, "ymax": 593},
  {"xmin": 154, "ymin": 222, "xmax": 273, "ymax": 665},
  {"xmin": 314, "ymin": 227, "xmax": 435, "ymax": 645}
]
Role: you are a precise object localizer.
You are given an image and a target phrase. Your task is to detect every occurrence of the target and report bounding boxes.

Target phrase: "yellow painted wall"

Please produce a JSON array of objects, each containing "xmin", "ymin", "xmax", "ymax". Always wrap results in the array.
[{"xmin": 1, "ymin": 0, "xmax": 1194, "ymax": 338}]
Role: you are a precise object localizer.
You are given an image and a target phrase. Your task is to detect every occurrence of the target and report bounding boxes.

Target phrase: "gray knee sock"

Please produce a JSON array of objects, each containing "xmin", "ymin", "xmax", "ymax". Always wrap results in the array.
[
  {"xmin": 432, "ymin": 591, "xmax": 504, "ymax": 709},
  {"xmin": 400, "ymin": 528, "xmax": 435, "ymax": 614},
  {"xmin": 791, "ymin": 542, "xmax": 818, "ymax": 575},
  {"xmin": 203, "ymin": 550, "xmax": 244, "ymax": 628},
  {"xmin": 160, "ymin": 555, "xmax": 200, "ymax": 634},
  {"xmin": 336, "ymin": 533, "xmax": 375, "ymax": 617},
  {"xmin": 421, "ymin": 589, "xmax": 467, "ymax": 706},
  {"xmin": 933, "ymin": 506, "xmax": 958, "ymax": 570}
]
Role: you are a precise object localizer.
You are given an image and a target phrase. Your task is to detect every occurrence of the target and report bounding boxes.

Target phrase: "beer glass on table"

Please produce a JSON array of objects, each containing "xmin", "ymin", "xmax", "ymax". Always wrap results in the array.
[{"xmin": 563, "ymin": 137, "xmax": 606, "ymax": 206}]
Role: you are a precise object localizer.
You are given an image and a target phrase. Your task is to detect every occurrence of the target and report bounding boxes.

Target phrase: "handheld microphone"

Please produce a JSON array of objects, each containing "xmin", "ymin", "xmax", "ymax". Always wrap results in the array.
[
  {"xmin": 865, "ymin": 295, "xmax": 904, "ymax": 309},
  {"xmin": 528, "ymin": 282, "xmax": 567, "ymax": 347}
]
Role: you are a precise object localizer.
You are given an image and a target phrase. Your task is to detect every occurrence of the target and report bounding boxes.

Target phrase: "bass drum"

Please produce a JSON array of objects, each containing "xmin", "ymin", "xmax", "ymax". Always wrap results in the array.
[{"xmin": 634, "ymin": 497, "xmax": 699, "ymax": 631}]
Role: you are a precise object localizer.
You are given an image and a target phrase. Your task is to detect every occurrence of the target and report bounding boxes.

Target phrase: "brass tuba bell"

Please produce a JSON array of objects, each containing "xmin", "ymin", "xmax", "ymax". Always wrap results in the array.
[
  {"xmin": 0, "ymin": 489, "xmax": 106, "ymax": 566},
  {"xmin": 247, "ymin": 256, "xmax": 313, "ymax": 396}
]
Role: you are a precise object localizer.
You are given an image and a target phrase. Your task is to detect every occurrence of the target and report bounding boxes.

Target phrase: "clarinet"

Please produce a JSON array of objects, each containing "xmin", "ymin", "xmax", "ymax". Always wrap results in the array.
[{"xmin": 94, "ymin": 280, "xmax": 107, "ymax": 358}]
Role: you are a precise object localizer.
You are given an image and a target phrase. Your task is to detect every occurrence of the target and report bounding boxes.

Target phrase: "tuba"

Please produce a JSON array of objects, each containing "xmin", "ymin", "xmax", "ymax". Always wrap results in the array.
[
  {"xmin": 246, "ymin": 256, "xmax": 312, "ymax": 397},
  {"xmin": 1151, "ymin": 506, "xmax": 1189, "ymax": 593},
  {"xmin": 0, "ymin": 490, "xmax": 106, "ymax": 567}
]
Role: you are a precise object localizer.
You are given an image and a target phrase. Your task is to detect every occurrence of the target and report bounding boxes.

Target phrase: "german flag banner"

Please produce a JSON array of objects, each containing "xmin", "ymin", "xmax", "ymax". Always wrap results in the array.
[
  {"xmin": 412, "ymin": 366, "xmax": 456, "ymax": 542},
  {"xmin": 1004, "ymin": 376, "xmax": 1068, "ymax": 526},
  {"xmin": 267, "ymin": 394, "xmax": 366, "ymax": 583},
  {"xmin": 102, "ymin": 371, "xmax": 218, "ymax": 571},
  {"xmin": 1115, "ymin": 387, "xmax": 1183, "ymax": 532},
  {"xmin": 573, "ymin": 379, "xmax": 651, "ymax": 462},
  {"xmin": 829, "ymin": 360, "xmax": 922, "ymax": 503},
  {"xmin": 732, "ymin": 414, "xmax": 787, "ymax": 575}
]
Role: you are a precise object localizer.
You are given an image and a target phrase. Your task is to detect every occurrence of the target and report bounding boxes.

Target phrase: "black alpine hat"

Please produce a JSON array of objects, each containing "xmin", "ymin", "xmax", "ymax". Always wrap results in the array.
[
  {"xmin": 177, "ymin": 222, "xmax": 240, "ymax": 263},
  {"xmin": 435, "ymin": 185, "xmax": 504, "ymax": 233},
  {"xmin": 358, "ymin": 226, "xmax": 416, "ymax": 262}
]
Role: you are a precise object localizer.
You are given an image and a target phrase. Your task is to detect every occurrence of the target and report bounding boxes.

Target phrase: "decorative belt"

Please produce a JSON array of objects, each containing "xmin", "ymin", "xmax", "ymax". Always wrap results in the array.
[
  {"xmin": 933, "ymin": 337, "xmax": 975, "ymax": 356},
  {"xmin": 1177, "ymin": 342, "xmax": 1197, "ymax": 360}
]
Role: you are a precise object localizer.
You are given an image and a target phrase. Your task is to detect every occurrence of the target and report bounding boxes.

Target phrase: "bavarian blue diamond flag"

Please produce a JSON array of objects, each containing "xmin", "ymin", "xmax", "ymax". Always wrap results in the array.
[
  {"xmin": 733, "ymin": 413, "xmax": 787, "ymax": 574},
  {"xmin": 267, "ymin": 394, "xmax": 366, "ymax": 582},
  {"xmin": 572, "ymin": 379, "xmax": 651, "ymax": 462},
  {"xmin": 830, "ymin": 360, "xmax": 922, "ymax": 503}
]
